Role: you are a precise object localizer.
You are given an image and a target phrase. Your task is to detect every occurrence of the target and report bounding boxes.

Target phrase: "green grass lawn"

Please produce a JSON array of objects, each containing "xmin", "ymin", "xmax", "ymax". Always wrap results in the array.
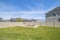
[{"xmin": 0, "ymin": 26, "xmax": 60, "ymax": 40}]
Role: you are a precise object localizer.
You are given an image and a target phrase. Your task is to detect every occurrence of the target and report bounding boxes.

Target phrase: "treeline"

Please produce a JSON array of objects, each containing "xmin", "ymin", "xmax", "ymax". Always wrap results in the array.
[{"xmin": 0, "ymin": 18, "xmax": 37, "ymax": 22}]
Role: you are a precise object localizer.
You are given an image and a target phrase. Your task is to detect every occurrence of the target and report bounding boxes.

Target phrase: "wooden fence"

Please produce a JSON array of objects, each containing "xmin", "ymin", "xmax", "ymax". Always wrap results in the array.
[{"xmin": 0, "ymin": 22, "xmax": 60, "ymax": 28}]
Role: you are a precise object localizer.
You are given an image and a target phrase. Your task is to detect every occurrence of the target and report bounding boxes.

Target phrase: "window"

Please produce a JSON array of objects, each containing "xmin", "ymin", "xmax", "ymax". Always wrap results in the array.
[
  {"xmin": 58, "ymin": 18, "xmax": 60, "ymax": 21},
  {"xmin": 53, "ymin": 14, "xmax": 56, "ymax": 16}
]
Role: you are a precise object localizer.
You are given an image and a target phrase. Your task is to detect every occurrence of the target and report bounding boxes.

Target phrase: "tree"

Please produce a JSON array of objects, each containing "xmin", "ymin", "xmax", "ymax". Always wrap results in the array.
[{"xmin": 16, "ymin": 18, "xmax": 23, "ymax": 22}]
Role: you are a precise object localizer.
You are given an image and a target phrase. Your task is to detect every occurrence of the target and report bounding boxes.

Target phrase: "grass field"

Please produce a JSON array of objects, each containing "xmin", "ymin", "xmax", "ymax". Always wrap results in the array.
[{"xmin": 0, "ymin": 26, "xmax": 60, "ymax": 40}]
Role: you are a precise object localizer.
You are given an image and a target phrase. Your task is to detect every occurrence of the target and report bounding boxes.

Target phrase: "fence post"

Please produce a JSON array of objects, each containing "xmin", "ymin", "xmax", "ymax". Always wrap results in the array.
[
  {"xmin": 54, "ymin": 21, "xmax": 55, "ymax": 28},
  {"xmin": 40, "ymin": 22, "xmax": 41, "ymax": 26},
  {"xmin": 46, "ymin": 21, "xmax": 47, "ymax": 26}
]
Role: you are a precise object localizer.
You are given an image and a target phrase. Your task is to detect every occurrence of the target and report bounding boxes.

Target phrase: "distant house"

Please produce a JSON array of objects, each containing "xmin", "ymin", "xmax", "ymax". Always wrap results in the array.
[
  {"xmin": 10, "ymin": 18, "xmax": 17, "ymax": 22},
  {"xmin": 46, "ymin": 7, "xmax": 60, "ymax": 22},
  {"xmin": 0, "ymin": 18, "xmax": 3, "ymax": 22}
]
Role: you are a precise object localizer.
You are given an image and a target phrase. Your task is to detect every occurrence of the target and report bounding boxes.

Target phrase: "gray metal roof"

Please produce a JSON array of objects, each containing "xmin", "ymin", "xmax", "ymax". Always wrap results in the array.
[{"xmin": 46, "ymin": 7, "xmax": 60, "ymax": 17}]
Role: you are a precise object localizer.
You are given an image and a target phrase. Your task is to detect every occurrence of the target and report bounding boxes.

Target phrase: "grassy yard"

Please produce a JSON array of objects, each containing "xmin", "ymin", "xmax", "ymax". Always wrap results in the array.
[{"xmin": 0, "ymin": 26, "xmax": 60, "ymax": 40}]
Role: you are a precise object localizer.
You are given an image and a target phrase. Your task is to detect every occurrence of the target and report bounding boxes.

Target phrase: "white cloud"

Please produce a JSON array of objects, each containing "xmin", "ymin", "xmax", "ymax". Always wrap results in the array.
[
  {"xmin": 0, "ymin": 11, "xmax": 47, "ymax": 15},
  {"xmin": 0, "ymin": 2, "xmax": 48, "ymax": 15},
  {"xmin": 0, "ymin": 2, "xmax": 52, "ymax": 19}
]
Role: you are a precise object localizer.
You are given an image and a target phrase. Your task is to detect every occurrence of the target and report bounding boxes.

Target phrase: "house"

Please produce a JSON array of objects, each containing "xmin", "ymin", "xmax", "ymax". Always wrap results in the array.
[
  {"xmin": 0, "ymin": 18, "xmax": 3, "ymax": 22},
  {"xmin": 46, "ymin": 7, "xmax": 60, "ymax": 22}
]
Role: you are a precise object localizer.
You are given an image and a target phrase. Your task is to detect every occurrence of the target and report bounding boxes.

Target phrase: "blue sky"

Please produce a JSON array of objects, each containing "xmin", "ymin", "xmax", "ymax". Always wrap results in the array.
[{"xmin": 0, "ymin": 0, "xmax": 60, "ymax": 19}]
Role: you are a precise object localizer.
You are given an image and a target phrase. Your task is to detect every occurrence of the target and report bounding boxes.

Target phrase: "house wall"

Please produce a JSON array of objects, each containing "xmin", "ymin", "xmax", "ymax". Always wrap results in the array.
[{"xmin": 46, "ymin": 16, "xmax": 60, "ymax": 22}]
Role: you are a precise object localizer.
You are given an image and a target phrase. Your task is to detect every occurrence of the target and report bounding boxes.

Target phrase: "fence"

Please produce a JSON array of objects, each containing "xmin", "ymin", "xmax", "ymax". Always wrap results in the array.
[
  {"xmin": 0, "ymin": 22, "xmax": 60, "ymax": 28},
  {"xmin": 40, "ymin": 22, "xmax": 60, "ymax": 27}
]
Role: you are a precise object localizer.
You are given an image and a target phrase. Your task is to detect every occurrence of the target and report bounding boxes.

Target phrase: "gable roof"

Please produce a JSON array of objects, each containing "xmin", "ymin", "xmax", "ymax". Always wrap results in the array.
[{"xmin": 46, "ymin": 6, "xmax": 60, "ymax": 17}]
